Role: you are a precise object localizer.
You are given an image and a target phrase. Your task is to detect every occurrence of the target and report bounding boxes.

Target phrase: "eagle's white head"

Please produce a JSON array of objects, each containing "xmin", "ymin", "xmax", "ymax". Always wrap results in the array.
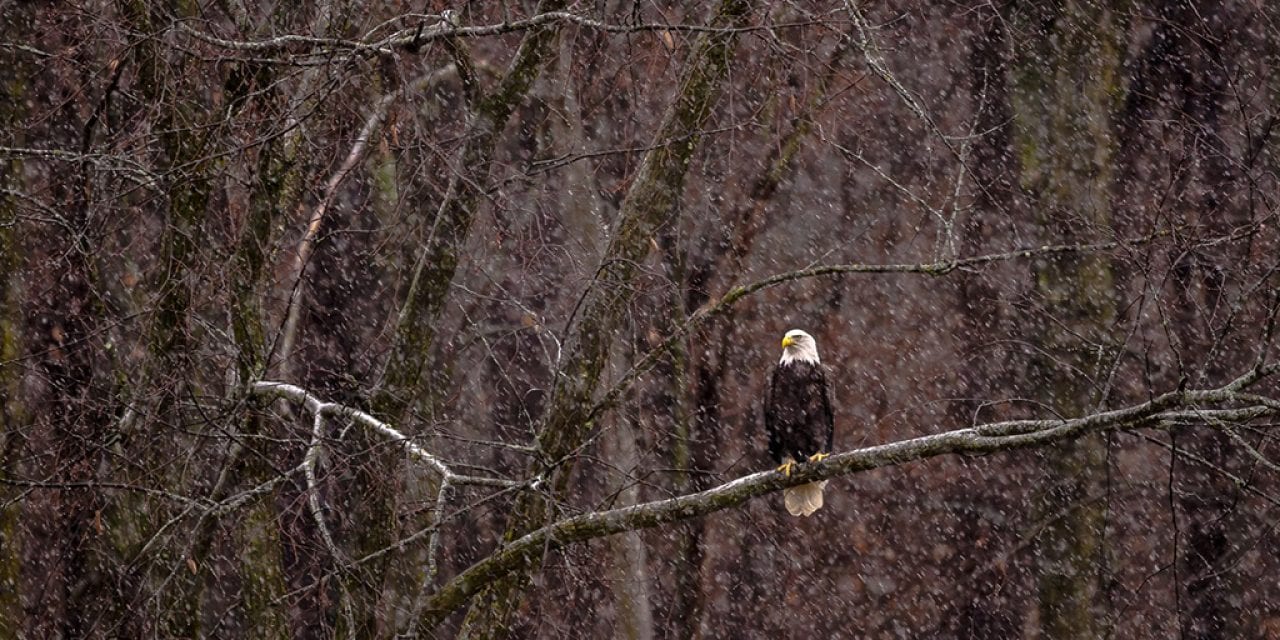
[{"xmin": 779, "ymin": 329, "xmax": 820, "ymax": 365}]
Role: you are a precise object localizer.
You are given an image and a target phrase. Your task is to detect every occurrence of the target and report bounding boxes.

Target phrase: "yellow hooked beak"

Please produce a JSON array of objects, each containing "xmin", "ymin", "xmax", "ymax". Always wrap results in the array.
[{"xmin": 781, "ymin": 335, "xmax": 795, "ymax": 349}]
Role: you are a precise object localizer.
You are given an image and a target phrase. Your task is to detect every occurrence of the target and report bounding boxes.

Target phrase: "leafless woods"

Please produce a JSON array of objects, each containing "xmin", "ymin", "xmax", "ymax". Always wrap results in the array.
[{"xmin": 2, "ymin": 2, "xmax": 1279, "ymax": 638}]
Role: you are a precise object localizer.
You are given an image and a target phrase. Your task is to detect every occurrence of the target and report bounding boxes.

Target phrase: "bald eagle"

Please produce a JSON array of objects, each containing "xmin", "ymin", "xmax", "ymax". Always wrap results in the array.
[{"xmin": 764, "ymin": 329, "xmax": 834, "ymax": 516}]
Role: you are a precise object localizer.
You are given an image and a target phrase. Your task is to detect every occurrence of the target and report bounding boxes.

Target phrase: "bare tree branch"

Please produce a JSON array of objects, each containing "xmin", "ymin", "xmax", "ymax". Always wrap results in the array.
[
  {"xmin": 174, "ymin": 11, "xmax": 779, "ymax": 58},
  {"xmin": 417, "ymin": 363, "xmax": 1280, "ymax": 625},
  {"xmin": 249, "ymin": 381, "xmax": 521, "ymax": 488}
]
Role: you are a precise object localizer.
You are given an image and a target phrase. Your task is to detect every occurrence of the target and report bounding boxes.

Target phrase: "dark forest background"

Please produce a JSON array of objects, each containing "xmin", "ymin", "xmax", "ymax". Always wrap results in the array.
[{"xmin": 3, "ymin": 1, "xmax": 1280, "ymax": 638}]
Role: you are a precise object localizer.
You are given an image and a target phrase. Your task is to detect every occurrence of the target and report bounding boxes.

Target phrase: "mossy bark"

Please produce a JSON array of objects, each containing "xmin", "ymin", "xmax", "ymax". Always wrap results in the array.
[
  {"xmin": 381, "ymin": 0, "xmax": 569, "ymax": 420},
  {"xmin": 129, "ymin": 14, "xmax": 212, "ymax": 369},
  {"xmin": 222, "ymin": 155, "xmax": 294, "ymax": 632},
  {"xmin": 0, "ymin": 36, "xmax": 27, "ymax": 636},
  {"xmin": 239, "ymin": 493, "xmax": 291, "ymax": 639},
  {"xmin": 232, "ymin": 119, "xmax": 299, "ymax": 382},
  {"xmin": 1007, "ymin": 2, "xmax": 1128, "ymax": 637},
  {"xmin": 450, "ymin": 1, "xmax": 754, "ymax": 636}
]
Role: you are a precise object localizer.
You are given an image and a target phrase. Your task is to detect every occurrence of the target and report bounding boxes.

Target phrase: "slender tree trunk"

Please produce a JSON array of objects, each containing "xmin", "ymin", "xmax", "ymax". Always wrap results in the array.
[
  {"xmin": 1007, "ymin": 2, "xmax": 1128, "ymax": 637},
  {"xmin": 546, "ymin": 32, "xmax": 655, "ymax": 638},
  {"xmin": 604, "ymin": 344, "xmax": 655, "ymax": 640},
  {"xmin": 1170, "ymin": 5, "xmax": 1243, "ymax": 636},
  {"xmin": 201, "ymin": 45, "xmax": 303, "ymax": 640},
  {"xmin": 115, "ymin": 2, "xmax": 224, "ymax": 634},
  {"xmin": 942, "ymin": 6, "xmax": 1020, "ymax": 636},
  {"xmin": 337, "ymin": 5, "xmax": 567, "ymax": 636}
]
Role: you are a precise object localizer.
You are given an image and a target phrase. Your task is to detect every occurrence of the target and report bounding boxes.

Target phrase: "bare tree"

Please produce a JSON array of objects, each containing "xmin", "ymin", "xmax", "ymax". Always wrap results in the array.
[{"xmin": 3, "ymin": 2, "xmax": 1280, "ymax": 639}]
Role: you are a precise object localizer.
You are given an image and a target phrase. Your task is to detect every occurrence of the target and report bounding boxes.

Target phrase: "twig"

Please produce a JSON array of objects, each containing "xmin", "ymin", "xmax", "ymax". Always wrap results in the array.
[
  {"xmin": 304, "ymin": 411, "xmax": 345, "ymax": 565},
  {"xmin": 249, "ymin": 379, "xmax": 524, "ymax": 626}
]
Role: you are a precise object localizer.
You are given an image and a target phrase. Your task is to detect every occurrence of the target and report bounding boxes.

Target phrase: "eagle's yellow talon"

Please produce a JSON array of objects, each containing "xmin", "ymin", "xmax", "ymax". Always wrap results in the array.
[
  {"xmin": 776, "ymin": 460, "xmax": 796, "ymax": 477},
  {"xmin": 808, "ymin": 452, "xmax": 829, "ymax": 463}
]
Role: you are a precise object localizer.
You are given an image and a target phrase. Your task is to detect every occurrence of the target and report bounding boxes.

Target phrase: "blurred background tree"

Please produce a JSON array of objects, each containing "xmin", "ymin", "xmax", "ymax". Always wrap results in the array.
[{"xmin": 2, "ymin": 1, "xmax": 1279, "ymax": 638}]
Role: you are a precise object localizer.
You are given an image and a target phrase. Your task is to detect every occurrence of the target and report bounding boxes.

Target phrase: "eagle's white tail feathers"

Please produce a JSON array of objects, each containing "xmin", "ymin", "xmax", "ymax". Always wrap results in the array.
[{"xmin": 783, "ymin": 480, "xmax": 828, "ymax": 516}]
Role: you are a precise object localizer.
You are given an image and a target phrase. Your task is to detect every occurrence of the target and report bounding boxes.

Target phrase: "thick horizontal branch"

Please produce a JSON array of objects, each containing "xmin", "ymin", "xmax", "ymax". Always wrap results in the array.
[{"xmin": 417, "ymin": 363, "xmax": 1280, "ymax": 626}]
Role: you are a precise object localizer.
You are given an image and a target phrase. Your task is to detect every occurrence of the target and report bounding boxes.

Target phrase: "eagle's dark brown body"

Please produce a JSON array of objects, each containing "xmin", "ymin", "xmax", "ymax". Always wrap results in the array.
[
  {"xmin": 764, "ymin": 360, "xmax": 834, "ymax": 465},
  {"xmin": 765, "ymin": 329, "xmax": 834, "ymax": 516}
]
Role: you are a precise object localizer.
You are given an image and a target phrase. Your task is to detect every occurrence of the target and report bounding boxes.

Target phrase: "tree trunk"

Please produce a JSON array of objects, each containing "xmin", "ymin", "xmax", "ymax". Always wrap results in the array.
[
  {"xmin": 1007, "ymin": 2, "xmax": 1128, "ymax": 637},
  {"xmin": 1167, "ymin": 4, "xmax": 1243, "ymax": 636},
  {"xmin": 0, "ymin": 4, "xmax": 33, "ymax": 629}
]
